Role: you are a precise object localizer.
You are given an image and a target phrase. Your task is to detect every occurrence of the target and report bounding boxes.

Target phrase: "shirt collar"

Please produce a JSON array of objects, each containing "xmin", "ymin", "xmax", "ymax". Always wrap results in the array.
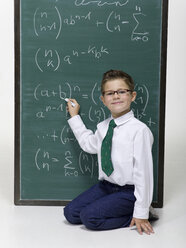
[{"xmin": 111, "ymin": 110, "xmax": 134, "ymax": 126}]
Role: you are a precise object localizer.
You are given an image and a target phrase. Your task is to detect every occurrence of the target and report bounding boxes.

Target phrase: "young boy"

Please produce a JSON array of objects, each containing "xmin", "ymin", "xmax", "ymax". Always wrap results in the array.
[{"xmin": 64, "ymin": 70, "xmax": 154, "ymax": 235}]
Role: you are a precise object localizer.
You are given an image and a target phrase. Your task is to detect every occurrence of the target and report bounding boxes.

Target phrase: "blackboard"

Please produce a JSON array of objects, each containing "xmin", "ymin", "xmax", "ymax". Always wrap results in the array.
[{"xmin": 15, "ymin": 0, "xmax": 168, "ymax": 207}]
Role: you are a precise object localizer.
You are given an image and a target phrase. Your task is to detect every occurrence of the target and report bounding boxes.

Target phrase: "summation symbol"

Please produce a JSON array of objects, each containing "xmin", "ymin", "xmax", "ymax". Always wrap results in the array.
[
  {"xmin": 131, "ymin": 6, "xmax": 149, "ymax": 42},
  {"xmin": 64, "ymin": 151, "xmax": 78, "ymax": 177}
]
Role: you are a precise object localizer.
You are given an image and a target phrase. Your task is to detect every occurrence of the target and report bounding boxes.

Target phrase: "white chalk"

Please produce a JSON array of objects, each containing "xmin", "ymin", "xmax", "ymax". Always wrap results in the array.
[{"xmin": 64, "ymin": 98, "xmax": 76, "ymax": 107}]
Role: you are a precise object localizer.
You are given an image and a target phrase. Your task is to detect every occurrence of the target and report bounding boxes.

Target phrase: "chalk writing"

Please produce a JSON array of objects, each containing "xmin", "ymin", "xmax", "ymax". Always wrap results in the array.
[
  {"xmin": 104, "ymin": 11, "xmax": 129, "ymax": 32},
  {"xmin": 131, "ymin": 6, "xmax": 149, "ymax": 42},
  {"xmin": 34, "ymin": 83, "xmax": 73, "ymax": 102},
  {"xmin": 60, "ymin": 126, "xmax": 76, "ymax": 145},
  {"xmin": 37, "ymin": 130, "xmax": 60, "ymax": 143},
  {"xmin": 74, "ymin": 0, "xmax": 129, "ymax": 7},
  {"xmin": 33, "ymin": 4, "xmax": 149, "ymax": 41},
  {"xmin": 79, "ymin": 151, "xmax": 94, "ymax": 178},
  {"xmin": 64, "ymin": 151, "xmax": 78, "ymax": 177},
  {"xmin": 91, "ymin": 82, "xmax": 101, "ymax": 105},
  {"xmin": 34, "ymin": 6, "xmax": 62, "ymax": 39},
  {"xmin": 35, "ymin": 48, "xmax": 60, "ymax": 72},
  {"xmin": 35, "ymin": 45, "xmax": 109, "ymax": 72},
  {"xmin": 89, "ymin": 106, "xmax": 106, "ymax": 124},
  {"xmin": 131, "ymin": 83, "xmax": 156, "ymax": 127},
  {"xmin": 147, "ymin": 117, "xmax": 156, "ymax": 127},
  {"xmin": 35, "ymin": 104, "xmax": 66, "ymax": 119},
  {"xmin": 134, "ymin": 83, "xmax": 149, "ymax": 118},
  {"xmin": 35, "ymin": 148, "xmax": 59, "ymax": 171},
  {"xmin": 63, "ymin": 11, "xmax": 91, "ymax": 25}
]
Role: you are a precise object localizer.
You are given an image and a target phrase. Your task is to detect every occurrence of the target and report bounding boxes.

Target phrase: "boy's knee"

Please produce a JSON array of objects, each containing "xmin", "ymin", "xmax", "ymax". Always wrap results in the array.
[
  {"xmin": 63, "ymin": 205, "xmax": 74, "ymax": 224},
  {"xmin": 80, "ymin": 207, "xmax": 101, "ymax": 230},
  {"xmin": 63, "ymin": 204, "xmax": 81, "ymax": 224}
]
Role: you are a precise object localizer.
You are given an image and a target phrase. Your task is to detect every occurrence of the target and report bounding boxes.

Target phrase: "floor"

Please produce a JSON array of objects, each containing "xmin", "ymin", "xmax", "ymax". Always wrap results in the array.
[{"xmin": 0, "ymin": 140, "xmax": 186, "ymax": 248}]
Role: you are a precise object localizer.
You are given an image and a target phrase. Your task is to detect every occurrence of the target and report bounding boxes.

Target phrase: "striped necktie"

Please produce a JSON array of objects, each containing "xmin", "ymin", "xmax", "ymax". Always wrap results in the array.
[{"xmin": 101, "ymin": 119, "xmax": 117, "ymax": 176}]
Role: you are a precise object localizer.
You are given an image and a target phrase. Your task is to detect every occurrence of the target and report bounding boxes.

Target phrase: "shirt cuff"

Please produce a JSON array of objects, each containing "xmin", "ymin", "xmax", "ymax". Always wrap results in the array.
[
  {"xmin": 68, "ymin": 115, "xmax": 82, "ymax": 128},
  {"xmin": 133, "ymin": 206, "xmax": 149, "ymax": 219}
]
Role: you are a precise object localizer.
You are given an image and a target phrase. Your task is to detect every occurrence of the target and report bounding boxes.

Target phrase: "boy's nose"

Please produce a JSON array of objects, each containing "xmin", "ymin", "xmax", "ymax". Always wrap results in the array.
[{"xmin": 113, "ymin": 92, "xmax": 120, "ymax": 98}]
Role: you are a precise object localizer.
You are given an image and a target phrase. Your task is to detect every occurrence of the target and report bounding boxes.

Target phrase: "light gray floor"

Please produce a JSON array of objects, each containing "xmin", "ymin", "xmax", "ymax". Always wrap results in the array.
[{"xmin": 0, "ymin": 140, "xmax": 186, "ymax": 248}]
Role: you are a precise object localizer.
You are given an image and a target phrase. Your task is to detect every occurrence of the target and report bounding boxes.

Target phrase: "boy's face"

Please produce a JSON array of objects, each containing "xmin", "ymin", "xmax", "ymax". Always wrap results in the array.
[{"xmin": 101, "ymin": 79, "xmax": 136, "ymax": 118}]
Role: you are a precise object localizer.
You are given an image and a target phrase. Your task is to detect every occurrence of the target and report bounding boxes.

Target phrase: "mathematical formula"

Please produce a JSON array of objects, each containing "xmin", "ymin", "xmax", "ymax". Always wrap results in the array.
[
  {"xmin": 35, "ymin": 45, "xmax": 109, "ymax": 72},
  {"xmin": 34, "ymin": 4, "xmax": 149, "ymax": 41},
  {"xmin": 34, "ymin": 147, "xmax": 97, "ymax": 178}
]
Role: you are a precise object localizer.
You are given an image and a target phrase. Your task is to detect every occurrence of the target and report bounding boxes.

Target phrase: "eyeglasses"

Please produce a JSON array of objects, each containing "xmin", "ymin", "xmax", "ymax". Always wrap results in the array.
[{"xmin": 103, "ymin": 89, "xmax": 132, "ymax": 97}]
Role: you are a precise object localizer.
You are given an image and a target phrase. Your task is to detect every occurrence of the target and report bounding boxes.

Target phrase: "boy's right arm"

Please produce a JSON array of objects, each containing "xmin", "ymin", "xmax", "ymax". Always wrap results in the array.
[{"xmin": 66, "ymin": 99, "xmax": 98, "ymax": 154}]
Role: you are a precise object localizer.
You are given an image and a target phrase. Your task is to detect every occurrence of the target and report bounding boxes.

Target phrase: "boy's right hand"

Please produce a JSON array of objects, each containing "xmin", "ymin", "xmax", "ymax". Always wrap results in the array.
[{"xmin": 66, "ymin": 99, "xmax": 80, "ymax": 117}]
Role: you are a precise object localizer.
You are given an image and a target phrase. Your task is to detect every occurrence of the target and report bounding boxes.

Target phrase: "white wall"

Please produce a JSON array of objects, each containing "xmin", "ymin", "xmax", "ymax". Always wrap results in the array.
[
  {"xmin": 166, "ymin": 0, "xmax": 186, "ymax": 164},
  {"xmin": 0, "ymin": 0, "xmax": 14, "ymax": 199},
  {"xmin": 0, "ymin": 0, "xmax": 185, "ymax": 203}
]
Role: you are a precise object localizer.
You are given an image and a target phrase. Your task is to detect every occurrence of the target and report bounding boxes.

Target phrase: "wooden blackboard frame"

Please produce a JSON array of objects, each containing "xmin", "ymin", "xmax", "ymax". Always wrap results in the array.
[{"xmin": 14, "ymin": 0, "xmax": 169, "ymax": 207}]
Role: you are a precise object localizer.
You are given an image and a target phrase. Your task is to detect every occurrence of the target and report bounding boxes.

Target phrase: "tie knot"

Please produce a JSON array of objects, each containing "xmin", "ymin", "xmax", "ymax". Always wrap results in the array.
[{"xmin": 109, "ymin": 119, "xmax": 117, "ymax": 128}]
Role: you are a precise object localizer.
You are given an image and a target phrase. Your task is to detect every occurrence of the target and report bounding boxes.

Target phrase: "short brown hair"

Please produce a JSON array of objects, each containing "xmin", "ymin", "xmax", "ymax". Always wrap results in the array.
[{"xmin": 101, "ymin": 69, "xmax": 135, "ymax": 95}]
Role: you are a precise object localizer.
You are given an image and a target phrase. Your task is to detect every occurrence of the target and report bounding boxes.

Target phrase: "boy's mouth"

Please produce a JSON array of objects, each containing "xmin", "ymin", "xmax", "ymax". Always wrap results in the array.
[{"xmin": 111, "ymin": 101, "xmax": 123, "ymax": 105}]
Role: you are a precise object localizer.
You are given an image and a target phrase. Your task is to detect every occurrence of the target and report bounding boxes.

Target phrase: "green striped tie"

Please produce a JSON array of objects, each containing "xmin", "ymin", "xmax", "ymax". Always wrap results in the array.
[{"xmin": 101, "ymin": 119, "xmax": 117, "ymax": 176}]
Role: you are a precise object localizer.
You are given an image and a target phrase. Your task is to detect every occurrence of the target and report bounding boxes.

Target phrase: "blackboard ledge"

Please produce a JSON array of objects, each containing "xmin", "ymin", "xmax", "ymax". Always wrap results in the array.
[
  {"xmin": 14, "ymin": 199, "xmax": 163, "ymax": 208},
  {"xmin": 14, "ymin": 199, "xmax": 69, "ymax": 206}
]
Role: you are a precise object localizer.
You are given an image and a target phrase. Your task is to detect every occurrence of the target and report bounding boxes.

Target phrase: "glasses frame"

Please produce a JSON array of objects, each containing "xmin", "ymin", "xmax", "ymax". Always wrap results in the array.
[{"xmin": 102, "ymin": 89, "xmax": 133, "ymax": 97}]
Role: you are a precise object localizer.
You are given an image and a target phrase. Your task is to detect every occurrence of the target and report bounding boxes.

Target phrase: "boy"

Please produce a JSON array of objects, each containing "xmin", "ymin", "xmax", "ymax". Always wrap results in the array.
[{"xmin": 64, "ymin": 70, "xmax": 154, "ymax": 235}]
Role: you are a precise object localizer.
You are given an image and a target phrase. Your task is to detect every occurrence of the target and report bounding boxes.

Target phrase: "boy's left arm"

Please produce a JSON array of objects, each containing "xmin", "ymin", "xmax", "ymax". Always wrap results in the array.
[{"xmin": 130, "ymin": 126, "xmax": 154, "ymax": 235}]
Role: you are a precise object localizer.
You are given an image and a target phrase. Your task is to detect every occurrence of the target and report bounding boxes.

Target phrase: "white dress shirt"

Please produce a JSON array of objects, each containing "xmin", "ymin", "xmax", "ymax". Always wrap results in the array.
[{"xmin": 68, "ymin": 110, "xmax": 154, "ymax": 219}]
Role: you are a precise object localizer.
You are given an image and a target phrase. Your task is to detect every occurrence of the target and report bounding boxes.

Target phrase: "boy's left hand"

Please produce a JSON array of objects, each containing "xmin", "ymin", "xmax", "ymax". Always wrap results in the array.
[{"xmin": 130, "ymin": 217, "xmax": 154, "ymax": 235}]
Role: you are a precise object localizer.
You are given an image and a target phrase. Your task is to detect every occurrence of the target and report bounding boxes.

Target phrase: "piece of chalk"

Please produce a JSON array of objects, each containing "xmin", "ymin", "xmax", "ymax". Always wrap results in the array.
[{"xmin": 65, "ymin": 98, "xmax": 76, "ymax": 107}]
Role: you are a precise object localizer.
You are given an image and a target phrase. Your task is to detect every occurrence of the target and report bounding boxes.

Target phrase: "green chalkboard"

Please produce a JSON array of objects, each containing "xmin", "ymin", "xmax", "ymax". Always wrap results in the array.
[{"xmin": 15, "ymin": 0, "xmax": 168, "ymax": 207}]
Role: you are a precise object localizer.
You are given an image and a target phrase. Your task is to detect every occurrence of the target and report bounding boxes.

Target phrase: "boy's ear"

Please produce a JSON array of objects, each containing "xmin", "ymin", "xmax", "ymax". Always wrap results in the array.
[{"xmin": 131, "ymin": 91, "xmax": 137, "ymax": 102}]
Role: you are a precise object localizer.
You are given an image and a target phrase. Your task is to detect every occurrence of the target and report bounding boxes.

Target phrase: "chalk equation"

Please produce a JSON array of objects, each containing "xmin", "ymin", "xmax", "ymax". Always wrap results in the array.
[
  {"xmin": 33, "ymin": 81, "xmax": 106, "ymax": 122},
  {"xmin": 33, "ymin": 5, "xmax": 149, "ymax": 41},
  {"xmin": 35, "ymin": 45, "xmax": 109, "ymax": 72},
  {"xmin": 74, "ymin": 0, "xmax": 129, "ymax": 7},
  {"xmin": 131, "ymin": 6, "xmax": 149, "ymax": 42},
  {"xmin": 35, "ymin": 148, "xmax": 59, "ymax": 171},
  {"xmin": 34, "ymin": 6, "xmax": 62, "ymax": 39},
  {"xmin": 79, "ymin": 151, "xmax": 97, "ymax": 178},
  {"xmin": 132, "ymin": 83, "xmax": 156, "ymax": 127},
  {"xmin": 34, "ymin": 147, "xmax": 97, "ymax": 178},
  {"xmin": 36, "ymin": 128, "xmax": 76, "ymax": 144}
]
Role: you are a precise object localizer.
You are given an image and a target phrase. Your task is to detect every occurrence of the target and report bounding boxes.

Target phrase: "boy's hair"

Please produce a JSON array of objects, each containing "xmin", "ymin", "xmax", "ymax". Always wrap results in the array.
[{"xmin": 101, "ymin": 69, "xmax": 135, "ymax": 95}]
